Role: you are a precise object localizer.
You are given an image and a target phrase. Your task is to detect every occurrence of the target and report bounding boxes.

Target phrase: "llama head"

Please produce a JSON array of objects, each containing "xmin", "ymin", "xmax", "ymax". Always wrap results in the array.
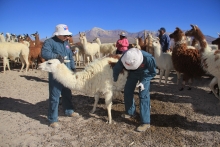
[
  {"xmin": 185, "ymin": 24, "xmax": 200, "ymax": 37},
  {"xmin": 152, "ymin": 37, "xmax": 160, "ymax": 48},
  {"xmin": 212, "ymin": 37, "xmax": 220, "ymax": 45},
  {"xmin": 39, "ymin": 59, "xmax": 61, "ymax": 73},
  {"xmin": 169, "ymin": 27, "xmax": 185, "ymax": 42},
  {"xmin": 31, "ymin": 31, "xmax": 39, "ymax": 39}
]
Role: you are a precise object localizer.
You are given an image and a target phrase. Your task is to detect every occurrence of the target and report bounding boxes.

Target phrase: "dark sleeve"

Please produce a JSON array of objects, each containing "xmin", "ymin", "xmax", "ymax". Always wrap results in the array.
[
  {"xmin": 113, "ymin": 58, "xmax": 124, "ymax": 82},
  {"xmin": 68, "ymin": 46, "xmax": 75, "ymax": 70},
  {"xmin": 141, "ymin": 56, "xmax": 157, "ymax": 83},
  {"xmin": 41, "ymin": 40, "xmax": 58, "ymax": 60},
  {"xmin": 166, "ymin": 35, "xmax": 171, "ymax": 50}
]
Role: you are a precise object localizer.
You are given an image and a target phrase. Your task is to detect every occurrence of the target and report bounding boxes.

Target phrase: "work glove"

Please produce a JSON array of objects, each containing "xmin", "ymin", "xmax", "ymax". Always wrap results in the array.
[
  {"xmin": 57, "ymin": 54, "xmax": 64, "ymax": 63},
  {"xmin": 136, "ymin": 83, "xmax": 145, "ymax": 91}
]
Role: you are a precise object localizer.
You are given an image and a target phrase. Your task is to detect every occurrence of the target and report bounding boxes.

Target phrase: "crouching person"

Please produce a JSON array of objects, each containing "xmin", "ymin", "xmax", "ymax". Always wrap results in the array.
[
  {"xmin": 113, "ymin": 48, "xmax": 156, "ymax": 132},
  {"xmin": 41, "ymin": 24, "xmax": 78, "ymax": 128}
]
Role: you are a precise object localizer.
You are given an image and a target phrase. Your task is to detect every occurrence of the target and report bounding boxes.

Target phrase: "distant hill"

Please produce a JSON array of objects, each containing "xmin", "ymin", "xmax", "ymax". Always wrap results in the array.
[{"xmin": 72, "ymin": 27, "xmax": 216, "ymax": 44}]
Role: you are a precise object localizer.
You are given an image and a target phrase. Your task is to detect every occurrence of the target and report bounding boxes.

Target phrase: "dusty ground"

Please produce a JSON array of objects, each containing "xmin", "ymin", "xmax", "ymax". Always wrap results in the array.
[{"xmin": 0, "ymin": 64, "xmax": 220, "ymax": 147}]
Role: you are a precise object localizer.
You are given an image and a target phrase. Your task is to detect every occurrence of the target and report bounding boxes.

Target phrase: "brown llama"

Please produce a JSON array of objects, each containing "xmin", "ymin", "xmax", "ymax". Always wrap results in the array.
[
  {"xmin": 212, "ymin": 33, "xmax": 220, "ymax": 50},
  {"xmin": 137, "ymin": 37, "xmax": 146, "ymax": 50},
  {"xmin": 24, "ymin": 34, "xmax": 35, "ymax": 47},
  {"xmin": 169, "ymin": 27, "xmax": 204, "ymax": 91},
  {"xmin": 31, "ymin": 31, "xmax": 43, "ymax": 47},
  {"xmin": 185, "ymin": 25, "xmax": 220, "ymax": 102}
]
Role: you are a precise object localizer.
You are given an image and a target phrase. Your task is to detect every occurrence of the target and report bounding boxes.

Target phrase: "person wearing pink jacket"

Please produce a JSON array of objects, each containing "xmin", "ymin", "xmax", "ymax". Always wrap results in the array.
[{"xmin": 116, "ymin": 32, "xmax": 129, "ymax": 54}]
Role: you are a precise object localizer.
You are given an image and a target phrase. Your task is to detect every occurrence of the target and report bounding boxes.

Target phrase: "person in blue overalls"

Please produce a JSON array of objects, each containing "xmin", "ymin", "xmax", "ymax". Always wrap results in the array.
[
  {"xmin": 113, "ymin": 48, "xmax": 156, "ymax": 132},
  {"xmin": 41, "ymin": 24, "xmax": 78, "ymax": 128}
]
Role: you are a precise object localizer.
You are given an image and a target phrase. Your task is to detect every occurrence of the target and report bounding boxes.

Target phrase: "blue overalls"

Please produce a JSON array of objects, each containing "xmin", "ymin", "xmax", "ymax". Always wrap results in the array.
[
  {"xmin": 113, "ymin": 51, "xmax": 156, "ymax": 124},
  {"xmin": 41, "ymin": 36, "xmax": 76, "ymax": 123}
]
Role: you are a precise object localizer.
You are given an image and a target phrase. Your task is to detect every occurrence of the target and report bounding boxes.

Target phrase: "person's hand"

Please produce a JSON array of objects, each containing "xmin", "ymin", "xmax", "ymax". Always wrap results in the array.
[
  {"xmin": 136, "ymin": 83, "xmax": 145, "ymax": 91},
  {"xmin": 57, "ymin": 55, "xmax": 64, "ymax": 63}
]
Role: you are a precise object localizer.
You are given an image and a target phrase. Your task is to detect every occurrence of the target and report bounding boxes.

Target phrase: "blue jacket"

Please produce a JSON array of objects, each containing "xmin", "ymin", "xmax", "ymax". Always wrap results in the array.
[
  {"xmin": 41, "ymin": 36, "xmax": 75, "ymax": 70},
  {"xmin": 113, "ymin": 50, "xmax": 157, "ymax": 84},
  {"xmin": 158, "ymin": 33, "xmax": 171, "ymax": 52}
]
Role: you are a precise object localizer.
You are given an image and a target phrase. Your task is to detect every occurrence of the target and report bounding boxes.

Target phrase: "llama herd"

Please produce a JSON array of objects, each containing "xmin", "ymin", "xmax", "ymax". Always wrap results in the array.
[
  {"xmin": 0, "ymin": 32, "xmax": 45, "ymax": 73},
  {"xmin": 1, "ymin": 25, "xmax": 220, "ymax": 123}
]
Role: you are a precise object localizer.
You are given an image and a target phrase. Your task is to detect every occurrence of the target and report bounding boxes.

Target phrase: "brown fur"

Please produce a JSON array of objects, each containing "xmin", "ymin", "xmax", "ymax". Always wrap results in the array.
[
  {"xmin": 137, "ymin": 37, "xmax": 146, "ymax": 50},
  {"xmin": 28, "ymin": 47, "xmax": 43, "ymax": 70},
  {"xmin": 185, "ymin": 25, "xmax": 208, "ymax": 52},
  {"xmin": 191, "ymin": 38, "xmax": 199, "ymax": 47},
  {"xmin": 24, "ymin": 34, "xmax": 35, "ymax": 47},
  {"xmin": 31, "ymin": 32, "xmax": 43, "ymax": 47},
  {"xmin": 170, "ymin": 27, "xmax": 204, "ymax": 81}
]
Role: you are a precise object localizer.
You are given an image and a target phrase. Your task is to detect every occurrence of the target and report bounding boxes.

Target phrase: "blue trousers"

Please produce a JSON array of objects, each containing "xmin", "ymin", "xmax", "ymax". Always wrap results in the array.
[
  {"xmin": 48, "ymin": 73, "xmax": 74, "ymax": 123},
  {"xmin": 124, "ymin": 77, "xmax": 151, "ymax": 124}
]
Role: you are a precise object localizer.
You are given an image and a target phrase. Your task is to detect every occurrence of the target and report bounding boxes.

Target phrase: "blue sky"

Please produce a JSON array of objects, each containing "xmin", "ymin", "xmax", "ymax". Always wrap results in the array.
[{"xmin": 1, "ymin": 0, "xmax": 220, "ymax": 39}]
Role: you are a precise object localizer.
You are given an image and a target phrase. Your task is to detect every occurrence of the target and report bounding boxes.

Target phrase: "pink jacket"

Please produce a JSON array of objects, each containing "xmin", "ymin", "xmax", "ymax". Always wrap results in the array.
[{"xmin": 116, "ymin": 38, "xmax": 129, "ymax": 51}]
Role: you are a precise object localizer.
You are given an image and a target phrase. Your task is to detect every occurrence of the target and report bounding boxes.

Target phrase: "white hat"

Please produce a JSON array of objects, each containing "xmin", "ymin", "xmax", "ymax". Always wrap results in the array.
[
  {"xmin": 121, "ymin": 48, "xmax": 143, "ymax": 70},
  {"xmin": 119, "ymin": 32, "xmax": 126, "ymax": 36},
  {"xmin": 53, "ymin": 24, "xmax": 72, "ymax": 36}
]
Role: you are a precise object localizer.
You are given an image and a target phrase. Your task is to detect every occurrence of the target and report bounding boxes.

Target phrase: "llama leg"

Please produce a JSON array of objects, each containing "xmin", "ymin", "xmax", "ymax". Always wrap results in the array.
[
  {"xmin": 159, "ymin": 69, "xmax": 164, "ymax": 85},
  {"xmin": 3, "ymin": 57, "xmax": 9, "ymax": 73},
  {"xmin": 90, "ymin": 93, "xmax": 100, "ymax": 114},
  {"xmin": 104, "ymin": 91, "xmax": 113, "ymax": 124},
  {"xmin": 23, "ymin": 55, "xmax": 29, "ymax": 72},
  {"xmin": 217, "ymin": 78, "xmax": 220, "ymax": 103},
  {"xmin": 187, "ymin": 79, "xmax": 193, "ymax": 90},
  {"xmin": 209, "ymin": 77, "xmax": 218, "ymax": 97},
  {"xmin": 176, "ymin": 71, "xmax": 181, "ymax": 85},
  {"xmin": 19, "ymin": 54, "xmax": 25, "ymax": 72},
  {"xmin": 164, "ymin": 69, "xmax": 171, "ymax": 86}
]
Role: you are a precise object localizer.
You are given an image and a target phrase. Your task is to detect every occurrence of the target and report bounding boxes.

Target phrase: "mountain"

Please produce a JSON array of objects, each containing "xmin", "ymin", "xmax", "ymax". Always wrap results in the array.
[{"xmin": 73, "ymin": 27, "xmax": 217, "ymax": 44}]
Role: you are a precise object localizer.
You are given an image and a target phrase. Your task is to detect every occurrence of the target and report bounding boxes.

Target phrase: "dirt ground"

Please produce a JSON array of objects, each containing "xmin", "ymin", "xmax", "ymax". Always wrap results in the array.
[{"xmin": 0, "ymin": 64, "xmax": 220, "ymax": 147}]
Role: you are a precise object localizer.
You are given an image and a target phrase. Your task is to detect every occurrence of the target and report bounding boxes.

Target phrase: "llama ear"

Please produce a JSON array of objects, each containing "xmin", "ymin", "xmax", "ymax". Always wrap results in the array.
[
  {"xmin": 190, "ymin": 24, "xmax": 196, "ymax": 30},
  {"xmin": 176, "ymin": 27, "xmax": 180, "ymax": 30}
]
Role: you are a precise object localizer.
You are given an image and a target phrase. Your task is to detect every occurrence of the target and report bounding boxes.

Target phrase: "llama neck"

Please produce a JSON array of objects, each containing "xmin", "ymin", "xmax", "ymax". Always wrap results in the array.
[
  {"xmin": 53, "ymin": 64, "xmax": 84, "ymax": 91},
  {"xmin": 135, "ymin": 39, "xmax": 139, "ymax": 45},
  {"xmin": 154, "ymin": 45, "xmax": 161, "ymax": 59},
  {"xmin": 193, "ymin": 30, "xmax": 208, "ymax": 52},
  {"xmin": 35, "ymin": 35, "xmax": 41, "ymax": 46},
  {"xmin": 96, "ymin": 38, "xmax": 101, "ymax": 45},
  {"xmin": 174, "ymin": 36, "xmax": 186, "ymax": 46}
]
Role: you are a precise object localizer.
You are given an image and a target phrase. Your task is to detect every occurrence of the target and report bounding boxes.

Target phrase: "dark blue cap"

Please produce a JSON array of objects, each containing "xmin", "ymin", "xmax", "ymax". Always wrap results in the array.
[{"xmin": 158, "ymin": 27, "xmax": 166, "ymax": 32}]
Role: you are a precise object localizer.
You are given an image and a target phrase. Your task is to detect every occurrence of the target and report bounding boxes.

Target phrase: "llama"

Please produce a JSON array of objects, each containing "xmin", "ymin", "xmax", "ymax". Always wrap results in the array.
[
  {"xmin": 185, "ymin": 25, "xmax": 220, "ymax": 102},
  {"xmin": 31, "ymin": 31, "xmax": 43, "ymax": 47},
  {"xmin": 93, "ymin": 37, "xmax": 117, "ymax": 55},
  {"xmin": 5, "ymin": 33, "xmax": 11, "ymax": 42},
  {"xmin": 71, "ymin": 42, "xmax": 85, "ymax": 66},
  {"xmin": 24, "ymin": 34, "xmax": 35, "ymax": 47},
  {"xmin": 211, "ymin": 35, "xmax": 220, "ymax": 50},
  {"xmin": 0, "ymin": 33, "xmax": 5, "ymax": 42},
  {"xmin": 169, "ymin": 27, "xmax": 205, "ymax": 90},
  {"xmin": 152, "ymin": 38, "xmax": 180, "ymax": 85},
  {"xmin": 133, "ymin": 38, "xmax": 141, "ymax": 49},
  {"xmin": 146, "ymin": 33, "xmax": 154, "ymax": 56},
  {"xmin": 0, "ymin": 42, "xmax": 29, "ymax": 73},
  {"xmin": 79, "ymin": 32, "xmax": 100, "ymax": 64},
  {"xmin": 39, "ymin": 55, "xmax": 128, "ymax": 124}
]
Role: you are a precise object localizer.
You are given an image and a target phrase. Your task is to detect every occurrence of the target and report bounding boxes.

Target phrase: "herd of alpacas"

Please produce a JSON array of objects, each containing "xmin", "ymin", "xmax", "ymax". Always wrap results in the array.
[{"xmin": 1, "ymin": 25, "xmax": 220, "ymax": 123}]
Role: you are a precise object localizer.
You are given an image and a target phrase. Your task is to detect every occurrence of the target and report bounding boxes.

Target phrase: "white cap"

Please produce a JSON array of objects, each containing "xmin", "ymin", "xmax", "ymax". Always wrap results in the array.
[
  {"xmin": 121, "ymin": 48, "xmax": 143, "ymax": 70},
  {"xmin": 53, "ymin": 24, "xmax": 72, "ymax": 36},
  {"xmin": 119, "ymin": 32, "xmax": 126, "ymax": 36}
]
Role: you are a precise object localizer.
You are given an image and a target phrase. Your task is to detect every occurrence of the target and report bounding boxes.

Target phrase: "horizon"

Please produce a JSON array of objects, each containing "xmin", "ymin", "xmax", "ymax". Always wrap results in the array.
[{"xmin": 1, "ymin": 0, "xmax": 220, "ymax": 39}]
